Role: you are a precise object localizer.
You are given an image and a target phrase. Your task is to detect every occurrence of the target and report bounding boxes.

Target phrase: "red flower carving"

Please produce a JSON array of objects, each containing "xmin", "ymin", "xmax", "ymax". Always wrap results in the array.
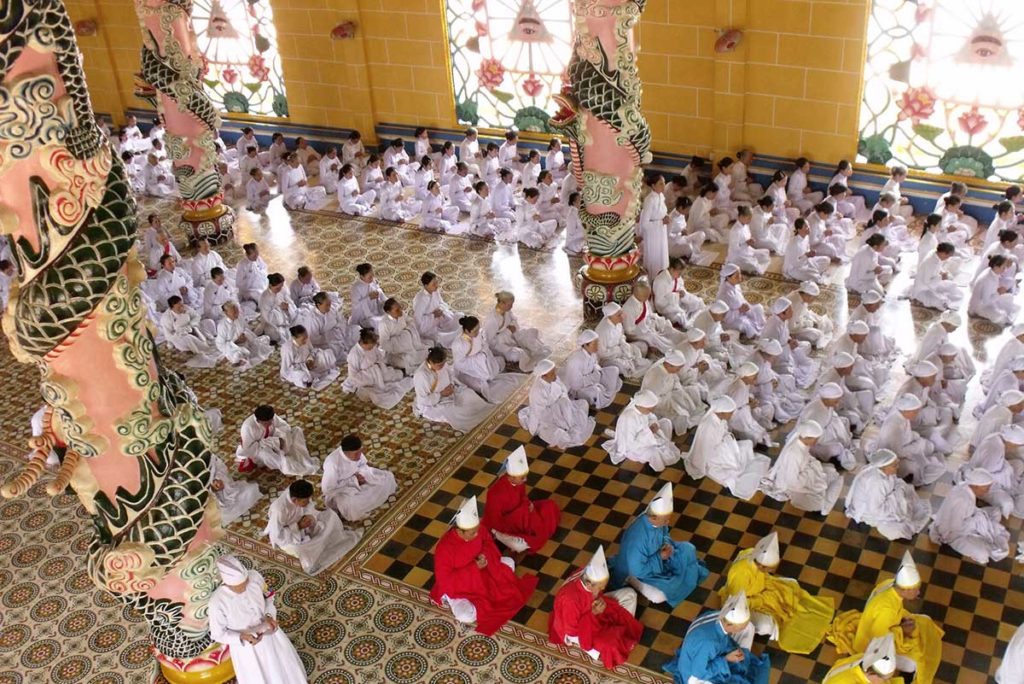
[
  {"xmin": 522, "ymin": 74, "xmax": 543, "ymax": 97},
  {"xmin": 476, "ymin": 58, "xmax": 505, "ymax": 90},
  {"xmin": 248, "ymin": 55, "xmax": 270, "ymax": 82},
  {"xmin": 222, "ymin": 67, "xmax": 238, "ymax": 84},
  {"xmin": 896, "ymin": 86, "xmax": 936, "ymax": 123},
  {"xmin": 475, "ymin": 20, "xmax": 488, "ymax": 36},
  {"xmin": 958, "ymin": 107, "xmax": 988, "ymax": 136}
]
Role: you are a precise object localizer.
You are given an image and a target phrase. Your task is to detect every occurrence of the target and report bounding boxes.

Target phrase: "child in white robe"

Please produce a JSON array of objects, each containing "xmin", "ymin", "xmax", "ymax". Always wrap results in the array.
[
  {"xmin": 452, "ymin": 315, "xmax": 525, "ymax": 404},
  {"xmin": 235, "ymin": 405, "xmax": 319, "ymax": 476},
  {"xmin": 421, "ymin": 181, "xmax": 460, "ymax": 233},
  {"xmin": 912, "ymin": 242, "xmax": 962, "ymax": 310},
  {"xmin": 761, "ymin": 420, "xmax": 842, "ymax": 515},
  {"xmin": 747, "ymin": 340, "xmax": 804, "ymax": 423},
  {"xmin": 970, "ymin": 255, "xmax": 1018, "ymax": 325},
  {"xmin": 258, "ymin": 274, "xmax": 298, "ymax": 343},
  {"xmin": 685, "ymin": 396, "xmax": 770, "ymax": 500},
  {"xmin": 413, "ymin": 347, "xmax": 493, "ymax": 432},
  {"xmin": 880, "ymin": 165, "xmax": 914, "ymax": 220},
  {"xmin": 845, "ymin": 449, "xmax": 931, "ymax": 541},
  {"xmin": 322, "ymin": 434, "xmax": 397, "ymax": 522},
  {"xmin": 595, "ymin": 302, "xmax": 652, "ymax": 379},
  {"xmin": 846, "ymin": 234, "xmax": 892, "ymax": 295},
  {"xmin": 666, "ymin": 196, "xmax": 707, "ymax": 261},
  {"xmin": 245, "ymin": 168, "xmax": 271, "ymax": 212},
  {"xmin": 215, "ymin": 301, "xmax": 273, "ymax": 370},
  {"xmin": 938, "ymin": 195, "xmax": 973, "ymax": 247},
  {"xmin": 235, "ymin": 243, "xmax": 268, "ymax": 305},
  {"xmin": 689, "ymin": 183, "xmax": 729, "ymax": 242},
  {"xmin": 640, "ymin": 349, "xmax": 705, "ymax": 434},
  {"xmin": 929, "ymin": 468, "xmax": 1010, "ymax": 564},
  {"xmin": 303, "ymin": 291, "xmax": 359, "ymax": 360},
  {"xmin": 349, "ymin": 263, "xmax": 386, "ymax": 329},
  {"xmin": 518, "ymin": 359, "xmax": 595, "ymax": 449},
  {"xmin": 490, "ymin": 168, "xmax": 516, "ymax": 217},
  {"xmin": 266, "ymin": 132, "xmax": 288, "ymax": 175},
  {"xmin": 974, "ymin": 229, "xmax": 1023, "ymax": 286},
  {"xmin": 562, "ymin": 192, "xmax": 586, "ymax": 255},
  {"xmin": 470, "ymin": 182, "xmax": 515, "ymax": 241},
  {"xmin": 516, "ymin": 188, "xmax": 558, "ymax": 249},
  {"xmin": 560, "ymin": 329, "xmax": 622, "ymax": 409},
  {"xmin": 727, "ymin": 205, "xmax": 770, "ymax": 275},
  {"xmin": 280, "ymin": 324, "xmax": 338, "ymax": 391},
  {"xmin": 787, "ymin": 158, "xmax": 822, "ymax": 213},
  {"xmin": 342, "ymin": 328, "xmax": 414, "ymax": 409},
  {"xmin": 265, "ymin": 479, "xmax": 362, "ymax": 575},
  {"xmin": 716, "ymin": 264, "xmax": 766, "ymax": 338},
  {"xmin": 821, "ymin": 353, "xmax": 874, "ymax": 432},
  {"xmin": 379, "ymin": 168, "xmax": 418, "ymax": 222},
  {"xmin": 602, "ymin": 390, "xmax": 682, "ymax": 472},
  {"xmin": 447, "ymin": 162, "xmax": 475, "ymax": 213},
  {"xmin": 158, "ymin": 296, "xmax": 218, "ymax": 367},
  {"xmin": 652, "ymin": 258, "xmax": 702, "ymax": 328},
  {"xmin": 971, "ymin": 389, "xmax": 1024, "ymax": 451},
  {"xmin": 412, "ymin": 271, "xmax": 462, "ymax": 347},
  {"xmin": 209, "ymin": 457, "xmax": 261, "ymax": 526},
  {"xmin": 691, "ymin": 301, "xmax": 743, "ymax": 363},
  {"xmin": 482, "ymin": 291, "xmax": 550, "ymax": 372},
  {"xmin": 378, "ymin": 298, "xmax": 429, "ymax": 375},
  {"xmin": 338, "ymin": 163, "xmax": 376, "ymax": 216},
  {"xmin": 783, "ymin": 218, "xmax": 830, "ymax": 283},
  {"xmin": 318, "ymin": 148, "xmax": 342, "ymax": 193},
  {"xmin": 750, "ymin": 195, "xmax": 788, "ymax": 255}
]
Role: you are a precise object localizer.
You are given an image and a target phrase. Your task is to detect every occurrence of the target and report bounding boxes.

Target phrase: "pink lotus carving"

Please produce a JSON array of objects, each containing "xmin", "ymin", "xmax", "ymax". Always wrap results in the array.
[{"xmin": 896, "ymin": 86, "xmax": 936, "ymax": 123}]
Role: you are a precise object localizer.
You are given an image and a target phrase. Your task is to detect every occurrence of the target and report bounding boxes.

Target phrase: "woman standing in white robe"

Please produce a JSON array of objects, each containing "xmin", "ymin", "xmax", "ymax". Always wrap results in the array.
[
  {"xmin": 322, "ymin": 435, "xmax": 397, "ymax": 522},
  {"xmin": 378, "ymin": 299, "xmax": 429, "ymax": 375},
  {"xmin": 452, "ymin": 315, "xmax": 525, "ymax": 404},
  {"xmin": 341, "ymin": 329, "xmax": 414, "ymax": 409},
  {"xmin": 208, "ymin": 557, "xmax": 307, "ymax": 684},
  {"xmin": 639, "ymin": 175, "xmax": 670, "ymax": 277},
  {"xmin": 595, "ymin": 303, "xmax": 652, "ymax": 379},
  {"xmin": 210, "ymin": 457, "xmax": 261, "ymax": 526},
  {"xmin": 970, "ymin": 256, "xmax": 1019, "ymax": 325},
  {"xmin": 349, "ymin": 264, "xmax": 387, "ymax": 329},
  {"xmin": 640, "ymin": 350, "xmax": 705, "ymax": 434},
  {"xmin": 685, "ymin": 397, "xmax": 770, "ymax": 500},
  {"xmin": 652, "ymin": 259, "xmax": 702, "ymax": 328},
  {"xmin": 412, "ymin": 272, "xmax": 462, "ymax": 347},
  {"xmin": 726, "ymin": 206, "xmax": 770, "ymax": 275},
  {"xmin": 716, "ymin": 265, "xmax": 766, "ymax": 338},
  {"xmin": 235, "ymin": 406, "xmax": 319, "ymax": 476},
  {"xmin": 518, "ymin": 360, "xmax": 595, "ymax": 449},
  {"xmin": 482, "ymin": 291, "xmax": 550, "ymax": 372},
  {"xmin": 929, "ymin": 469, "xmax": 1010, "ymax": 564},
  {"xmin": 783, "ymin": 219, "xmax": 830, "ymax": 283},
  {"xmin": 303, "ymin": 292, "xmax": 359, "ymax": 360},
  {"xmin": 761, "ymin": 421, "xmax": 842, "ymax": 515},
  {"xmin": 845, "ymin": 449, "xmax": 931, "ymax": 540},
  {"xmin": 412, "ymin": 348, "xmax": 493, "ymax": 432},
  {"xmin": 265, "ymin": 480, "xmax": 363, "ymax": 575},
  {"xmin": 560, "ymin": 329, "xmax": 622, "ymax": 409},
  {"xmin": 280, "ymin": 326, "xmax": 338, "ymax": 391},
  {"xmin": 215, "ymin": 302, "xmax": 273, "ymax": 370},
  {"xmin": 601, "ymin": 390, "xmax": 681, "ymax": 472},
  {"xmin": 912, "ymin": 243, "xmax": 963, "ymax": 310}
]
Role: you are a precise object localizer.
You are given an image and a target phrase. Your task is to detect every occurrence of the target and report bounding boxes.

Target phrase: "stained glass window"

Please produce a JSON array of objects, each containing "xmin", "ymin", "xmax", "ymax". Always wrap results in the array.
[
  {"xmin": 858, "ymin": 0, "xmax": 1024, "ymax": 182},
  {"xmin": 192, "ymin": 0, "xmax": 289, "ymax": 118},
  {"xmin": 445, "ymin": 0, "xmax": 574, "ymax": 132}
]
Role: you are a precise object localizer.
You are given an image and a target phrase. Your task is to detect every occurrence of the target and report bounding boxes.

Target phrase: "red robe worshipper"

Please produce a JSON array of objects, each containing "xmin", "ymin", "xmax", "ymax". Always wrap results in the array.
[
  {"xmin": 549, "ymin": 573, "xmax": 644, "ymax": 669},
  {"xmin": 430, "ymin": 526, "xmax": 538, "ymax": 636},
  {"xmin": 483, "ymin": 474, "xmax": 561, "ymax": 552}
]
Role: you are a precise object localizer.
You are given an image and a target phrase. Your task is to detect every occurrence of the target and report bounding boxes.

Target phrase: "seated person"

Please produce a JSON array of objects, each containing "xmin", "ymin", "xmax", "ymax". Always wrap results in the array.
[
  {"xmin": 264, "ymin": 479, "xmax": 362, "ymax": 575},
  {"xmin": 341, "ymin": 328, "xmax": 414, "ymax": 410},
  {"xmin": 482, "ymin": 446, "xmax": 561, "ymax": 554},
  {"xmin": 322, "ymin": 434, "xmax": 397, "ymax": 522},
  {"xmin": 517, "ymin": 359, "xmax": 595, "ymax": 450},
  {"xmin": 412, "ymin": 346, "xmax": 492, "ymax": 433},
  {"xmin": 235, "ymin": 405, "xmax": 319, "ymax": 476},
  {"xmin": 280, "ymin": 324, "xmax": 338, "ymax": 391},
  {"xmin": 602, "ymin": 390, "xmax": 682, "ymax": 472},
  {"xmin": 209, "ymin": 456, "xmax": 261, "ymax": 526}
]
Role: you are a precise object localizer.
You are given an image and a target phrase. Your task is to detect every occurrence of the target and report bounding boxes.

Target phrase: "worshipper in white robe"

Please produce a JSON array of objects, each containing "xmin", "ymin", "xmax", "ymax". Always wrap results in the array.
[
  {"xmin": 337, "ymin": 163, "xmax": 376, "ymax": 216},
  {"xmin": 379, "ymin": 169, "xmax": 418, "ymax": 222},
  {"xmin": 959, "ymin": 426, "xmax": 1024, "ymax": 519},
  {"xmin": 974, "ymin": 388, "xmax": 1024, "ymax": 451},
  {"xmin": 341, "ymin": 328, "xmax": 413, "ymax": 409},
  {"xmin": 158, "ymin": 296, "xmax": 218, "ymax": 367},
  {"xmin": 762, "ymin": 421, "xmax": 842, "ymax": 515},
  {"xmin": 783, "ymin": 218, "xmax": 831, "ymax": 283},
  {"xmin": 873, "ymin": 394, "xmax": 946, "ymax": 486},
  {"xmin": 747, "ymin": 339, "xmax": 804, "ymax": 424},
  {"xmin": 977, "ymin": 357, "xmax": 1024, "ymax": 419},
  {"xmin": 258, "ymin": 274, "xmax": 298, "ymax": 344},
  {"xmin": 666, "ymin": 196, "xmax": 708, "ymax": 262},
  {"xmin": 727, "ymin": 206, "xmax": 770, "ymax": 275},
  {"xmin": 602, "ymin": 390, "xmax": 681, "ymax": 472},
  {"xmin": 563, "ymin": 193, "xmax": 586, "ymax": 255},
  {"xmin": 929, "ymin": 342, "xmax": 973, "ymax": 408},
  {"xmin": 295, "ymin": 137, "xmax": 322, "ymax": 174},
  {"xmin": 639, "ymin": 175, "xmax": 671, "ymax": 277},
  {"xmin": 235, "ymin": 243, "xmax": 269, "ymax": 306},
  {"xmin": 640, "ymin": 350, "xmax": 705, "ymax": 434},
  {"xmin": 302, "ymin": 292, "xmax": 359, "ymax": 360},
  {"xmin": 750, "ymin": 195, "xmax": 789, "ymax": 254},
  {"xmin": 518, "ymin": 360, "xmax": 595, "ymax": 449},
  {"xmin": 675, "ymin": 328, "xmax": 728, "ymax": 400},
  {"xmin": 798, "ymin": 383, "xmax": 856, "ymax": 470},
  {"xmin": 845, "ymin": 449, "xmax": 931, "ymax": 541},
  {"xmin": 322, "ymin": 434, "xmax": 397, "ymax": 522},
  {"xmin": 897, "ymin": 362, "xmax": 956, "ymax": 451},
  {"xmin": 265, "ymin": 480, "xmax": 362, "ymax": 575},
  {"xmin": 763, "ymin": 297, "xmax": 817, "ymax": 389},
  {"xmin": 470, "ymin": 182, "xmax": 515, "ymax": 241},
  {"xmin": 848, "ymin": 289, "xmax": 894, "ymax": 359},
  {"xmin": 652, "ymin": 258, "xmax": 703, "ymax": 328},
  {"xmin": 786, "ymin": 281, "xmax": 834, "ymax": 350},
  {"xmin": 490, "ymin": 168, "xmax": 516, "ymax": 218},
  {"xmin": 378, "ymin": 298, "xmax": 429, "ymax": 375},
  {"xmin": 689, "ymin": 183, "xmax": 729, "ymax": 242},
  {"xmin": 595, "ymin": 302, "xmax": 653, "ymax": 379},
  {"xmin": 288, "ymin": 266, "xmax": 335, "ymax": 309},
  {"xmin": 846, "ymin": 233, "xmax": 892, "ymax": 295},
  {"xmin": 349, "ymin": 263, "xmax": 387, "ymax": 329},
  {"xmin": 208, "ymin": 556, "xmax": 307, "ymax": 684},
  {"xmin": 266, "ymin": 133, "xmax": 287, "ymax": 175},
  {"xmin": 716, "ymin": 264, "xmax": 766, "ymax": 338},
  {"xmin": 190, "ymin": 240, "xmax": 231, "ymax": 289},
  {"xmin": 983, "ymin": 324, "xmax": 1024, "ymax": 389},
  {"xmin": 362, "ymin": 155, "xmax": 385, "ymax": 195},
  {"xmin": 413, "ymin": 346, "xmax": 493, "ymax": 432},
  {"xmin": 691, "ymin": 300, "xmax": 745, "ymax": 363},
  {"xmin": 202, "ymin": 268, "xmax": 244, "ymax": 323},
  {"xmin": 235, "ymin": 406, "xmax": 319, "ymax": 476},
  {"xmin": 905, "ymin": 310, "xmax": 974, "ymax": 376},
  {"xmin": 215, "ymin": 301, "xmax": 273, "ymax": 370},
  {"xmin": 912, "ymin": 242, "xmax": 963, "ymax": 310},
  {"xmin": 833, "ymin": 320, "xmax": 888, "ymax": 391},
  {"xmin": 318, "ymin": 148, "xmax": 342, "ymax": 193},
  {"xmin": 481, "ymin": 291, "xmax": 550, "ymax": 373},
  {"xmin": 142, "ymin": 154, "xmax": 176, "ymax": 197},
  {"xmin": 383, "ymin": 139, "xmax": 413, "ymax": 184},
  {"xmin": 997, "ymin": 621, "xmax": 1024, "ymax": 684},
  {"xmin": 280, "ymin": 325, "xmax": 338, "ymax": 391},
  {"xmin": 722, "ymin": 362, "xmax": 774, "ymax": 447},
  {"xmin": 787, "ymin": 158, "xmax": 823, "ymax": 212},
  {"xmin": 153, "ymin": 254, "xmax": 201, "ymax": 311},
  {"xmin": 452, "ymin": 315, "xmax": 524, "ymax": 404},
  {"xmin": 516, "ymin": 188, "xmax": 559, "ymax": 249},
  {"xmin": 685, "ymin": 396, "xmax": 771, "ymax": 500},
  {"xmin": 929, "ymin": 468, "xmax": 1010, "ymax": 565},
  {"xmin": 620, "ymin": 281, "xmax": 686, "ymax": 354},
  {"xmin": 210, "ymin": 456, "xmax": 261, "ymax": 526},
  {"xmin": 560, "ymin": 329, "xmax": 622, "ymax": 410},
  {"xmin": 412, "ymin": 271, "xmax": 463, "ymax": 347},
  {"xmin": 420, "ymin": 181, "xmax": 461, "ymax": 233},
  {"xmin": 279, "ymin": 153, "xmax": 327, "ymax": 210},
  {"xmin": 447, "ymin": 163, "xmax": 475, "ymax": 213},
  {"xmin": 970, "ymin": 255, "xmax": 1019, "ymax": 325},
  {"xmin": 820, "ymin": 353, "xmax": 873, "ymax": 433}
]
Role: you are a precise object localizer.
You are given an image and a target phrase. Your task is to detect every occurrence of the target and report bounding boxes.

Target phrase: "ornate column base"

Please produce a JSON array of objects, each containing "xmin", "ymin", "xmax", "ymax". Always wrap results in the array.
[
  {"xmin": 576, "ymin": 250, "xmax": 642, "ymax": 322},
  {"xmin": 157, "ymin": 643, "xmax": 234, "ymax": 684},
  {"xmin": 180, "ymin": 204, "xmax": 235, "ymax": 246}
]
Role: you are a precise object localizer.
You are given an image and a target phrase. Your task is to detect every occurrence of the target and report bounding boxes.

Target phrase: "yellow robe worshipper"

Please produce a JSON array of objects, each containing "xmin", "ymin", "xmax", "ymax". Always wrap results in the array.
[
  {"xmin": 823, "ymin": 654, "xmax": 905, "ymax": 684},
  {"xmin": 827, "ymin": 552, "xmax": 943, "ymax": 684},
  {"xmin": 824, "ymin": 634, "xmax": 904, "ymax": 684},
  {"xmin": 718, "ymin": 534, "xmax": 834, "ymax": 654}
]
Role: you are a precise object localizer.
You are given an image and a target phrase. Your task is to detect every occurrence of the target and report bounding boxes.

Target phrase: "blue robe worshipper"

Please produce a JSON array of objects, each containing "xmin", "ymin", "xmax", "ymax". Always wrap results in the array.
[
  {"xmin": 608, "ymin": 482, "xmax": 708, "ymax": 608},
  {"xmin": 664, "ymin": 595, "xmax": 770, "ymax": 684}
]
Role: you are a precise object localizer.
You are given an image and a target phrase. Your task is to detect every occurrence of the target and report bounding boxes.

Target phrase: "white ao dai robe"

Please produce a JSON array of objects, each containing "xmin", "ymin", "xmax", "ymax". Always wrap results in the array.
[
  {"xmin": 338, "ymin": 176, "xmax": 375, "ymax": 216},
  {"xmin": 470, "ymin": 193, "xmax": 514, "ymax": 241},
  {"xmin": 515, "ymin": 200, "xmax": 558, "ymax": 249},
  {"xmin": 684, "ymin": 409, "xmax": 770, "ymax": 500},
  {"xmin": 517, "ymin": 376, "xmax": 595, "ymax": 449},
  {"xmin": 264, "ymin": 491, "xmax": 362, "ymax": 575},
  {"xmin": 783, "ymin": 234, "xmax": 830, "ymax": 283},
  {"xmin": 302, "ymin": 305, "xmax": 359, "ymax": 359},
  {"xmin": 412, "ymin": 289, "xmax": 462, "ymax": 346},
  {"xmin": 235, "ymin": 415, "xmax": 319, "ymax": 476},
  {"xmin": 848, "ymin": 304, "xmax": 894, "ymax": 359},
  {"xmin": 190, "ymin": 250, "xmax": 230, "ymax": 288},
  {"xmin": 970, "ymin": 268, "xmax": 1018, "ymax": 325},
  {"xmin": 786, "ymin": 290, "xmax": 834, "ymax": 350},
  {"xmin": 761, "ymin": 435, "xmax": 842, "ymax": 515},
  {"xmin": 322, "ymin": 449, "xmax": 397, "ymax": 521},
  {"xmin": 452, "ymin": 333, "xmax": 524, "ymax": 404},
  {"xmin": 798, "ymin": 399, "xmax": 855, "ymax": 469},
  {"xmin": 595, "ymin": 317, "xmax": 652, "ymax": 379},
  {"xmin": 378, "ymin": 314, "xmax": 428, "ymax": 375},
  {"xmin": 763, "ymin": 314, "xmax": 817, "ymax": 389},
  {"xmin": 348, "ymin": 279, "xmax": 386, "ymax": 329},
  {"xmin": 379, "ymin": 180, "xmax": 418, "ymax": 222},
  {"xmin": 258, "ymin": 288, "xmax": 297, "ymax": 343},
  {"xmin": 749, "ymin": 207, "xmax": 788, "ymax": 254},
  {"xmin": 716, "ymin": 280, "xmax": 765, "ymax": 338},
  {"xmin": 158, "ymin": 307, "xmax": 217, "ymax": 365},
  {"xmin": 203, "ymin": 280, "xmax": 245, "ymax": 323},
  {"xmin": 959, "ymin": 434, "xmax": 1024, "ymax": 518},
  {"xmin": 235, "ymin": 257, "xmax": 268, "ymax": 304},
  {"xmin": 341, "ymin": 344, "xmax": 413, "ymax": 409},
  {"xmin": 640, "ymin": 359, "xmax": 704, "ymax": 433},
  {"xmin": 726, "ymin": 221, "xmax": 770, "ymax": 275},
  {"xmin": 846, "ymin": 244, "xmax": 891, "ymax": 294},
  {"xmin": 912, "ymin": 253, "xmax": 963, "ymax": 310},
  {"xmin": 620, "ymin": 296, "xmax": 684, "ymax": 354},
  {"xmin": 722, "ymin": 378, "xmax": 771, "ymax": 444},
  {"xmin": 421, "ymin": 192, "xmax": 459, "ymax": 232},
  {"xmin": 280, "ymin": 338, "xmax": 338, "ymax": 391},
  {"xmin": 602, "ymin": 402, "xmax": 681, "ymax": 472},
  {"xmin": 412, "ymin": 362, "xmax": 492, "ymax": 432},
  {"xmin": 639, "ymin": 191, "xmax": 669, "ymax": 276},
  {"xmin": 844, "ymin": 466, "xmax": 931, "ymax": 540},
  {"xmin": 280, "ymin": 165, "xmax": 327, "ymax": 210},
  {"xmin": 481, "ymin": 309, "xmax": 549, "ymax": 372},
  {"xmin": 652, "ymin": 269, "xmax": 702, "ymax": 328},
  {"xmin": 215, "ymin": 318, "xmax": 272, "ymax": 369},
  {"xmin": 929, "ymin": 483, "xmax": 1010, "ymax": 564},
  {"xmin": 560, "ymin": 347, "xmax": 622, "ymax": 409},
  {"xmin": 210, "ymin": 457, "xmax": 261, "ymax": 525},
  {"xmin": 154, "ymin": 267, "xmax": 200, "ymax": 311}
]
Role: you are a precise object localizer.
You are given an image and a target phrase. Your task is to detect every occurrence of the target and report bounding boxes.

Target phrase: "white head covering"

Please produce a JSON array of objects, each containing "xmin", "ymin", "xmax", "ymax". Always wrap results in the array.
[
  {"xmin": 602, "ymin": 302, "xmax": 621, "ymax": 316},
  {"xmin": 937, "ymin": 343, "xmax": 957, "ymax": 357},
  {"xmin": 753, "ymin": 532, "xmax": 780, "ymax": 567},
  {"xmin": 505, "ymin": 446, "xmax": 529, "ymax": 476},
  {"xmin": 896, "ymin": 393, "xmax": 923, "ymax": 411},
  {"xmin": 819, "ymin": 383, "xmax": 843, "ymax": 399},
  {"xmin": 799, "ymin": 281, "xmax": 820, "ymax": 296},
  {"xmin": 862, "ymin": 290, "xmax": 883, "ymax": 304},
  {"xmin": 869, "ymin": 449, "xmax": 898, "ymax": 468},
  {"xmin": 711, "ymin": 396, "xmax": 737, "ymax": 413},
  {"xmin": 721, "ymin": 591, "xmax": 751, "ymax": 625},
  {"xmin": 1001, "ymin": 424, "xmax": 1024, "ymax": 445},
  {"xmin": 939, "ymin": 310, "xmax": 961, "ymax": 327},
  {"xmin": 664, "ymin": 349, "xmax": 688, "ymax": 366},
  {"xmin": 217, "ymin": 555, "xmax": 249, "ymax": 586},
  {"xmin": 709, "ymin": 300, "xmax": 729, "ymax": 315},
  {"xmin": 797, "ymin": 420, "xmax": 823, "ymax": 438},
  {"xmin": 584, "ymin": 545, "xmax": 609, "ymax": 583},
  {"xmin": 759, "ymin": 339, "xmax": 782, "ymax": 355},
  {"xmin": 455, "ymin": 495, "xmax": 480, "ymax": 530},
  {"xmin": 863, "ymin": 633, "xmax": 897, "ymax": 676},
  {"xmin": 648, "ymin": 482, "xmax": 674, "ymax": 515},
  {"xmin": 535, "ymin": 359, "xmax": 556, "ymax": 375},
  {"xmin": 964, "ymin": 468, "xmax": 994, "ymax": 486},
  {"xmin": 577, "ymin": 329, "xmax": 599, "ymax": 346},
  {"xmin": 722, "ymin": 263, "xmax": 740, "ymax": 277},
  {"xmin": 686, "ymin": 328, "xmax": 706, "ymax": 342},
  {"xmin": 1012, "ymin": 323, "xmax": 1024, "ymax": 337},
  {"xmin": 1012, "ymin": 356, "xmax": 1024, "ymax": 372},
  {"xmin": 833, "ymin": 352, "xmax": 855, "ymax": 368},
  {"xmin": 1001, "ymin": 389, "xmax": 1024, "ymax": 406},
  {"xmin": 634, "ymin": 390, "xmax": 659, "ymax": 408},
  {"xmin": 895, "ymin": 550, "xmax": 921, "ymax": 589},
  {"xmin": 738, "ymin": 362, "xmax": 759, "ymax": 377},
  {"xmin": 772, "ymin": 297, "xmax": 791, "ymax": 315},
  {"xmin": 911, "ymin": 360, "xmax": 938, "ymax": 377},
  {"xmin": 847, "ymin": 320, "xmax": 869, "ymax": 335}
]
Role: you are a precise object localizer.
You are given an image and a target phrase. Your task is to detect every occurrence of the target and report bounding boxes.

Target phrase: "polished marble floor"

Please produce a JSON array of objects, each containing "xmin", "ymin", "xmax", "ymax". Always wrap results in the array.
[{"xmin": 0, "ymin": 190, "xmax": 1021, "ymax": 683}]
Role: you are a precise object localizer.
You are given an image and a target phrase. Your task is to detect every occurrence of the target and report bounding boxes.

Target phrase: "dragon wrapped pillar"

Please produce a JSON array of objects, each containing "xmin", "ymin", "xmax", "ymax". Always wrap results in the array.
[
  {"xmin": 133, "ymin": 0, "xmax": 234, "ymax": 245},
  {"xmin": 551, "ymin": 0, "xmax": 652, "ymax": 319},
  {"xmin": 0, "ymin": 2, "xmax": 233, "ymax": 681}
]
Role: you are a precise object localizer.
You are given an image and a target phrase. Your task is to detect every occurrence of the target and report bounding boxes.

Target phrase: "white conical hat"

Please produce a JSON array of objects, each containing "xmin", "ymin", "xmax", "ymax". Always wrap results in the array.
[
  {"xmin": 895, "ymin": 550, "xmax": 920, "ymax": 589},
  {"xmin": 862, "ymin": 633, "xmax": 896, "ymax": 676},
  {"xmin": 722, "ymin": 591, "xmax": 750, "ymax": 625},
  {"xmin": 454, "ymin": 495, "xmax": 480, "ymax": 530},
  {"xmin": 647, "ymin": 482, "xmax": 674, "ymax": 515},
  {"xmin": 505, "ymin": 446, "xmax": 529, "ymax": 477},
  {"xmin": 584, "ymin": 545, "xmax": 609, "ymax": 583},
  {"xmin": 753, "ymin": 532, "xmax": 780, "ymax": 567}
]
